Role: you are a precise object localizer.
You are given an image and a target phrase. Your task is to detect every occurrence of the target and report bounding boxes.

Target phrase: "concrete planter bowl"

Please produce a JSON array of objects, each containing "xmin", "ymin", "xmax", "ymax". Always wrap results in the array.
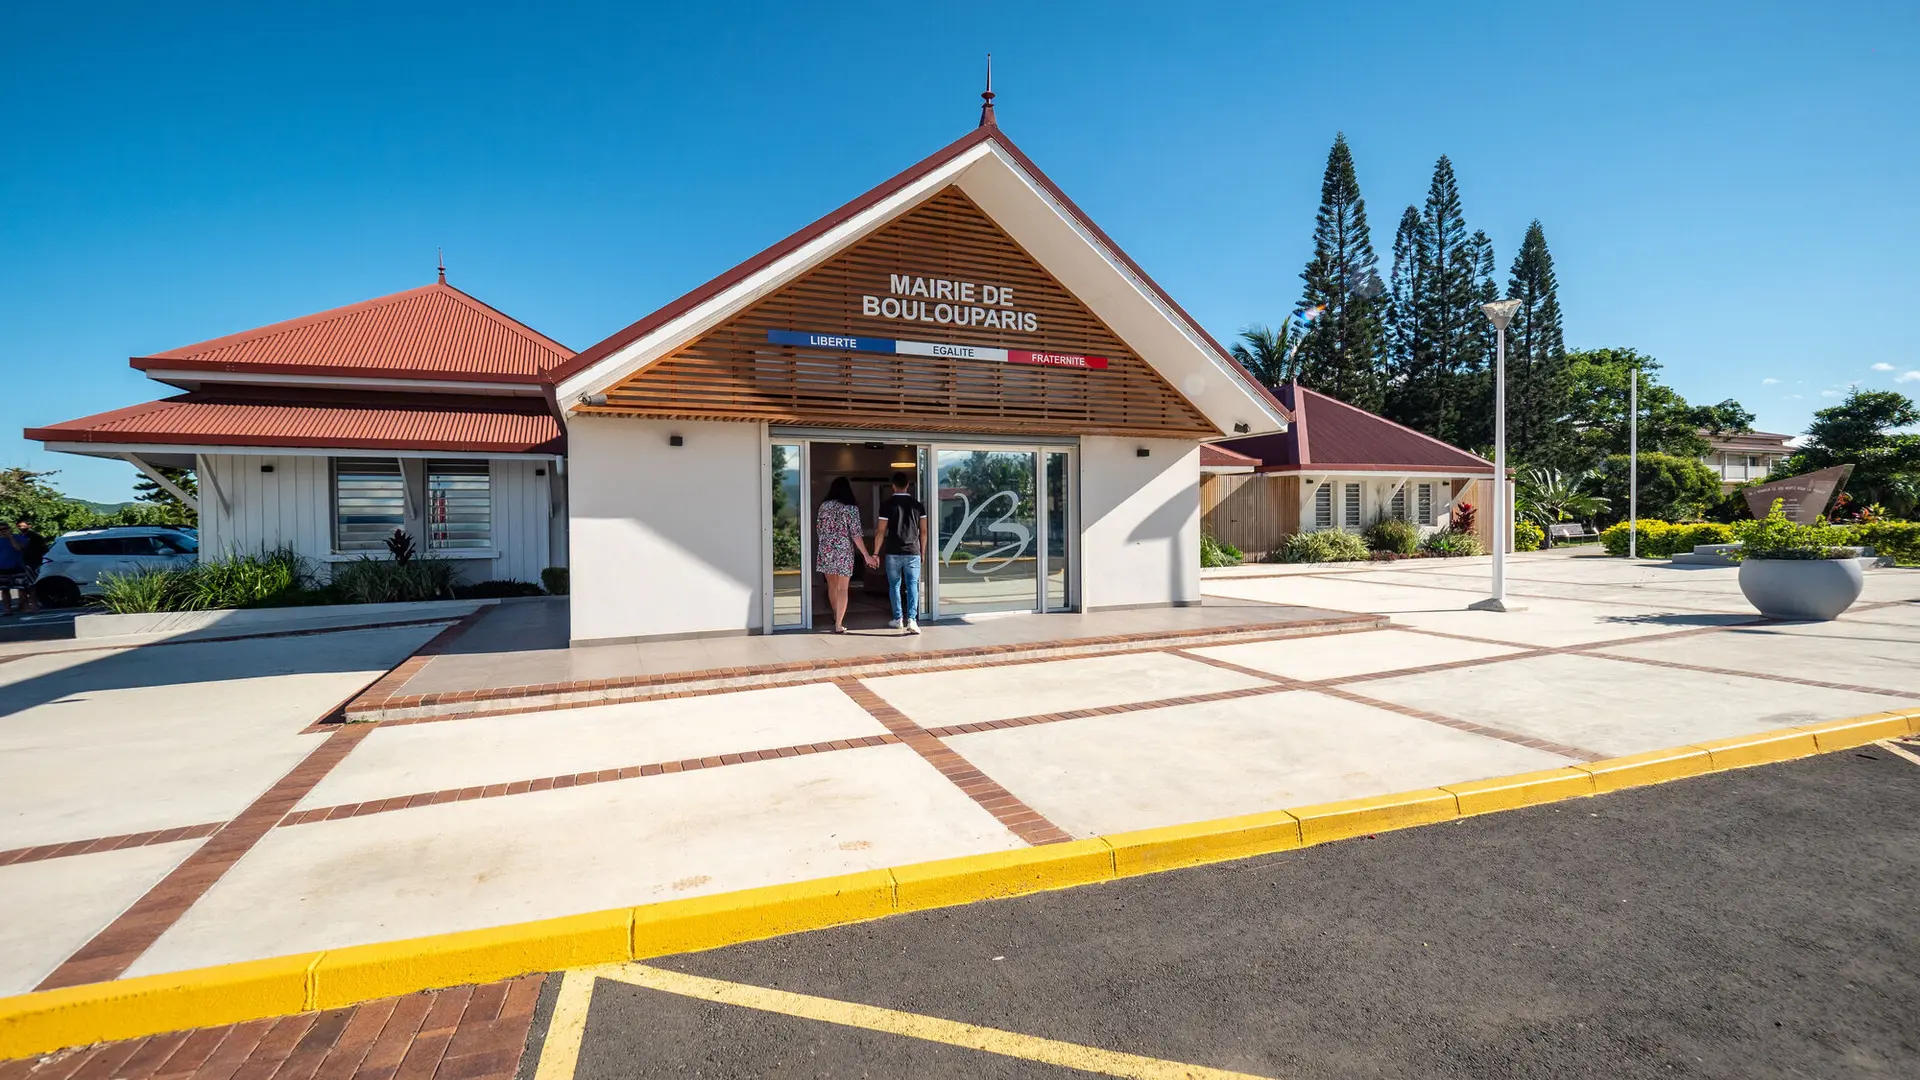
[{"xmin": 1737, "ymin": 557, "xmax": 1864, "ymax": 621}]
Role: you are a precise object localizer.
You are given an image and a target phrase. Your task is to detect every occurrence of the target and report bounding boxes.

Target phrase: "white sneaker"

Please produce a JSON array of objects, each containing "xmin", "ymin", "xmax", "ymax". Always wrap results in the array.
[
  {"xmin": 888, "ymin": 618, "xmax": 902, "ymax": 629},
  {"xmin": 905, "ymin": 620, "xmax": 920, "ymax": 635}
]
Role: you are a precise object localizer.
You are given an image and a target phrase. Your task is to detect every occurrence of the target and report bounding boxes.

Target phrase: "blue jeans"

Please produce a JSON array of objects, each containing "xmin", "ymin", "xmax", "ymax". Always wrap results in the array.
[{"xmin": 883, "ymin": 554, "xmax": 921, "ymax": 623}]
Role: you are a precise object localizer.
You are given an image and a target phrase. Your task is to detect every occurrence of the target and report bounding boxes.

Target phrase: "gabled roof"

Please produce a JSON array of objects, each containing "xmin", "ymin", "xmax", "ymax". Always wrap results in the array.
[
  {"xmin": 553, "ymin": 122, "xmax": 1291, "ymax": 436},
  {"xmin": 1216, "ymin": 382, "xmax": 1493, "ymax": 474},
  {"xmin": 131, "ymin": 281, "xmax": 574, "ymax": 385},
  {"xmin": 1199, "ymin": 443, "xmax": 1261, "ymax": 468},
  {"xmin": 26, "ymin": 390, "xmax": 564, "ymax": 455}
]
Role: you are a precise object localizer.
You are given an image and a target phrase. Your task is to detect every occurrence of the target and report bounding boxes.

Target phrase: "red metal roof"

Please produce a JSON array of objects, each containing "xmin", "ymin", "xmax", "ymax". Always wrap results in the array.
[
  {"xmin": 25, "ymin": 391, "xmax": 564, "ymax": 455},
  {"xmin": 1199, "ymin": 443, "xmax": 1261, "ymax": 468},
  {"xmin": 1217, "ymin": 382, "xmax": 1492, "ymax": 474},
  {"xmin": 552, "ymin": 123, "xmax": 1291, "ymax": 423},
  {"xmin": 131, "ymin": 282, "xmax": 574, "ymax": 384}
]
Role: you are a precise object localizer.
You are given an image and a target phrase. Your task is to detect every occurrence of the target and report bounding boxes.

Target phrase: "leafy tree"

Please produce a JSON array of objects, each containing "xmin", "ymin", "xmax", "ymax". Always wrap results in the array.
[
  {"xmin": 1514, "ymin": 467, "xmax": 1609, "ymax": 545},
  {"xmin": 1589, "ymin": 452, "xmax": 1722, "ymax": 523},
  {"xmin": 1771, "ymin": 388, "xmax": 1920, "ymax": 516},
  {"xmin": 1384, "ymin": 156, "xmax": 1488, "ymax": 448},
  {"xmin": 1565, "ymin": 349, "xmax": 1718, "ymax": 464},
  {"xmin": 1229, "ymin": 321, "xmax": 1309, "ymax": 388},
  {"xmin": 1294, "ymin": 134, "xmax": 1387, "ymax": 411},
  {"xmin": 1503, "ymin": 222, "xmax": 1575, "ymax": 469}
]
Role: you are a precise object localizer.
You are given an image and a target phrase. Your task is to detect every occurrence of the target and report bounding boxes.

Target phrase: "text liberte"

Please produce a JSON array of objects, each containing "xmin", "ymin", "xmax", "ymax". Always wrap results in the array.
[{"xmin": 860, "ymin": 274, "xmax": 1040, "ymax": 332}]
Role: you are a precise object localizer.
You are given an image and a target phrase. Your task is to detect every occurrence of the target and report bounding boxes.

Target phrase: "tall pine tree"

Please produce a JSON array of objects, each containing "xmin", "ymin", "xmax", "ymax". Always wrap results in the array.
[
  {"xmin": 1385, "ymin": 156, "xmax": 1488, "ymax": 447},
  {"xmin": 1503, "ymin": 220, "xmax": 1574, "ymax": 469},
  {"xmin": 1295, "ymin": 134, "xmax": 1386, "ymax": 411}
]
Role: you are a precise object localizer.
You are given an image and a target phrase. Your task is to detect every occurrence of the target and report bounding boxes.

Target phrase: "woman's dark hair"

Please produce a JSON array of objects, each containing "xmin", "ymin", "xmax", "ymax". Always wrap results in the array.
[{"xmin": 824, "ymin": 476, "xmax": 858, "ymax": 507}]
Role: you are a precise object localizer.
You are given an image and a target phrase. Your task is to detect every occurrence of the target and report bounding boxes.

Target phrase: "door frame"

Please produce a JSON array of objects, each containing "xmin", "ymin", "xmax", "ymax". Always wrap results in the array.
[{"xmin": 763, "ymin": 429, "xmax": 1079, "ymax": 631}]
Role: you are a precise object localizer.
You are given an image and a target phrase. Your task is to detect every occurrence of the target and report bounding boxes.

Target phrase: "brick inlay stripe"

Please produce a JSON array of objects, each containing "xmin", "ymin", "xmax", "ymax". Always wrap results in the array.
[
  {"xmin": 0, "ymin": 822, "xmax": 223, "ymax": 867},
  {"xmin": 35, "ymin": 724, "xmax": 377, "ymax": 991},
  {"xmin": 0, "ymin": 975, "xmax": 544, "ymax": 1079},
  {"xmin": 279, "ymin": 733, "xmax": 904, "ymax": 826},
  {"xmin": 833, "ymin": 678, "xmax": 1075, "ymax": 846}
]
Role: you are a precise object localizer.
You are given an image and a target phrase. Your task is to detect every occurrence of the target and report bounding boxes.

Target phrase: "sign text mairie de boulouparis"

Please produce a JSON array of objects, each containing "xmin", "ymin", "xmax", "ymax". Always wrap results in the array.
[
  {"xmin": 1741, "ymin": 463, "xmax": 1853, "ymax": 524},
  {"xmin": 861, "ymin": 275, "xmax": 1039, "ymax": 333}
]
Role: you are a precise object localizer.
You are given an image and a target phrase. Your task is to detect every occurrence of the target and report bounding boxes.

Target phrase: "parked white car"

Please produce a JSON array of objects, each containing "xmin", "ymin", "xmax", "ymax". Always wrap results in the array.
[{"xmin": 33, "ymin": 527, "xmax": 199, "ymax": 606}]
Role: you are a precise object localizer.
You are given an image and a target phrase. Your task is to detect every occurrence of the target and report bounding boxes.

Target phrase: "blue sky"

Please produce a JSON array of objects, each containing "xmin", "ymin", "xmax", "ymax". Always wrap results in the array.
[{"xmin": 4, "ymin": 1, "xmax": 1915, "ymax": 502}]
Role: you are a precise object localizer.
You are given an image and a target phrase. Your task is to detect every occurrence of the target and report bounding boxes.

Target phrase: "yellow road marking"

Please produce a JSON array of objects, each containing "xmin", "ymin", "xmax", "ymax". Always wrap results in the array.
[
  {"xmin": 597, "ymin": 962, "xmax": 1278, "ymax": 1080},
  {"xmin": 531, "ymin": 967, "xmax": 597, "ymax": 1080},
  {"xmin": 1875, "ymin": 739, "xmax": 1920, "ymax": 768}
]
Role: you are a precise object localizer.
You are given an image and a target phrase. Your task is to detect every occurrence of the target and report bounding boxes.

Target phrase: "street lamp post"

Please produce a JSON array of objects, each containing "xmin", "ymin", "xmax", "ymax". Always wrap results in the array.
[
  {"xmin": 1471, "ymin": 298, "xmax": 1524, "ymax": 613},
  {"xmin": 1629, "ymin": 366, "xmax": 1639, "ymax": 559}
]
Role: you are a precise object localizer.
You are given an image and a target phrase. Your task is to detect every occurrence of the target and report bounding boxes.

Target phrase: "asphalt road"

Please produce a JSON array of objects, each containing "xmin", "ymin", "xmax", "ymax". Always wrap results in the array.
[{"xmin": 522, "ymin": 748, "xmax": 1920, "ymax": 1079}]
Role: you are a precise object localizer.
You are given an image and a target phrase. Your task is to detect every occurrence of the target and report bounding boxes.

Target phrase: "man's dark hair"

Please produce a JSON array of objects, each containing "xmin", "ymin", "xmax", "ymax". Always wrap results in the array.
[{"xmin": 891, "ymin": 471, "xmax": 910, "ymax": 489}]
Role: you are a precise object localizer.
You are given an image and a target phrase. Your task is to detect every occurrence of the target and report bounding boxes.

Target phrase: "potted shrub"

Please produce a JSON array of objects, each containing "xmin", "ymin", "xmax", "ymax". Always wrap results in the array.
[{"xmin": 1732, "ymin": 501, "xmax": 1865, "ymax": 620}]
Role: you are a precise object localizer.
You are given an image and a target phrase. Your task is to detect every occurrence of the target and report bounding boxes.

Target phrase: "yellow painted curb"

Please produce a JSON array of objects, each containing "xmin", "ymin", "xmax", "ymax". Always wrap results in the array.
[
  {"xmin": 892, "ymin": 839, "xmax": 1116, "ymax": 913},
  {"xmin": 632, "ymin": 870, "xmax": 897, "ymax": 959},
  {"xmin": 1693, "ymin": 729, "xmax": 1821, "ymax": 771},
  {"xmin": 313, "ymin": 908, "xmax": 632, "ymax": 1009},
  {"xmin": 1288, "ymin": 788, "xmax": 1459, "ymax": 845},
  {"xmin": 1105, "ymin": 810, "xmax": 1302, "ymax": 875},
  {"xmin": 0, "ymin": 953, "xmax": 318, "ymax": 1062},
  {"xmin": 1799, "ymin": 711, "xmax": 1917, "ymax": 753},
  {"xmin": 1576, "ymin": 747, "xmax": 1714, "ymax": 793},
  {"xmin": 1444, "ymin": 767, "xmax": 1596, "ymax": 815},
  {"xmin": 6, "ymin": 705, "xmax": 1913, "ymax": 1060}
]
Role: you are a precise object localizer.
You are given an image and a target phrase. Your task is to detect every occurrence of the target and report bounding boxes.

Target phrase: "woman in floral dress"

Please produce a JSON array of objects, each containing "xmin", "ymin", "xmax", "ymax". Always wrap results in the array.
[{"xmin": 815, "ymin": 476, "xmax": 877, "ymax": 633}]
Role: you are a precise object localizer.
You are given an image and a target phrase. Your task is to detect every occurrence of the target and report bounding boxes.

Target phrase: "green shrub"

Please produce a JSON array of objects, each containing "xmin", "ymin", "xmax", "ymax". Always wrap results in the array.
[
  {"xmin": 96, "ymin": 548, "xmax": 307, "ymax": 613},
  {"xmin": 1601, "ymin": 519, "xmax": 1676, "ymax": 556},
  {"xmin": 185, "ymin": 548, "xmax": 304, "ymax": 608},
  {"xmin": 1277, "ymin": 530, "xmax": 1370, "ymax": 563},
  {"xmin": 328, "ymin": 557, "xmax": 462, "ymax": 604},
  {"xmin": 541, "ymin": 566, "xmax": 570, "ymax": 595},
  {"xmin": 456, "ymin": 579, "xmax": 545, "ymax": 599},
  {"xmin": 1854, "ymin": 521, "xmax": 1920, "ymax": 565},
  {"xmin": 1732, "ymin": 500, "xmax": 1860, "ymax": 560},
  {"xmin": 1513, "ymin": 520, "xmax": 1544, "ymax": 552},
  {"xmin": 1199, "ymin": 532, "xmax": 1244, "ymax": 568},
  {"xmin": 1364, "ymin": 517, "xmax": 1420, "ymax": 556},
  {"xmin": 97, "ymin": 567, "xmax": 195, "ymax": 613},
  {"xmin": 1421, "ymin": 528, "xmax": 1484, "ymax": 557}
]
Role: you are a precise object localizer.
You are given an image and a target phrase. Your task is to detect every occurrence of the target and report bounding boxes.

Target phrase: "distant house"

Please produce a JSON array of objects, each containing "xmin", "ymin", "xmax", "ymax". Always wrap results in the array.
[
  {"xmin": 1700, "ymin": 429, "xmax": 1795, "ymax": 491},
  {"xmin": 1199, "ymin": 381, "xmax": 1499, "ymax": 556},
  {"xmin": 25, "ymin": 279, "xmax": 573, "ymax": 585}
]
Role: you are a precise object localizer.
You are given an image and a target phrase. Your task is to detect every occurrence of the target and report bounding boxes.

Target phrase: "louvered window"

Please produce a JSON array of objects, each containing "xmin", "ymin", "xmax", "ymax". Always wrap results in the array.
[
  {"xmin": 427, "ymin": 461, "xmax": 492, "ymax": 550},
  {"xmin": 1417, "ymin": 483, "xmax": 1435, "ymax": 526},
  {"xmin": 1390, "ymin": 486, "xmax": 1407, "ymax": 520},
  {"xmin": 1342, "ymin": 483, "xmax": 1362, "ymax": 529},
  {"xmin": 333, "ymin": 459, "xmax": 406, "ymax": 553},
  {"xmin": 1313, "ymin": 483, "xmax": 1333, "ymax": 529}
]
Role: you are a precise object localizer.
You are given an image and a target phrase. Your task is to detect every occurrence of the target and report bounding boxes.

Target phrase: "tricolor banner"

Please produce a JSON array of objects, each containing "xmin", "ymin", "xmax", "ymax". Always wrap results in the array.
[{"xmin": 767, "ymin": 329, "xmax": 1107, "ymax": 371}]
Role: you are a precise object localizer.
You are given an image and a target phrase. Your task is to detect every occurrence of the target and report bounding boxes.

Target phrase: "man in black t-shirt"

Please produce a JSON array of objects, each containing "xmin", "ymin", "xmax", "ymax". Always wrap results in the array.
[{"xmin": 870, "ymin": 471, "xmax": 928, "ymax": 634}]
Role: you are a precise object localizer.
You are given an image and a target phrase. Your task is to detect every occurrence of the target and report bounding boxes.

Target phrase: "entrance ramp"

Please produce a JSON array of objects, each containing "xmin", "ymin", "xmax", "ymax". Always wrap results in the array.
[{"xmin": 345, "ymin": 598, "xmax": 1383, "ymax": 723}]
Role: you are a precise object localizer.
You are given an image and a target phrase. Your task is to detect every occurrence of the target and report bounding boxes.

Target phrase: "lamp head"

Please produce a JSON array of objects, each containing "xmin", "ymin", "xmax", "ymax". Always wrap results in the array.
[{"xmin": 1480, "ymin": 298, "xmax": 1522, "ymax": 330}]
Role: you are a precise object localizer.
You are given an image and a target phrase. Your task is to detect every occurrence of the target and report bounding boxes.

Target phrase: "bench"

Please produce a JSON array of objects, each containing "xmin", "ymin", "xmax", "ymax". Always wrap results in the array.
[{"xmin": 1548, "ymin": 523, "xmax": 1598, "ymax": 542}]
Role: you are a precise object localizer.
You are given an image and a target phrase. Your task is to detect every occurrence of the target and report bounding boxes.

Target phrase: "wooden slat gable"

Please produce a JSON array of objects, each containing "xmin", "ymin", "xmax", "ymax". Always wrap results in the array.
[{"xmin": 582, "ymin": 187, "xmax": 1219, "ymax": 438}]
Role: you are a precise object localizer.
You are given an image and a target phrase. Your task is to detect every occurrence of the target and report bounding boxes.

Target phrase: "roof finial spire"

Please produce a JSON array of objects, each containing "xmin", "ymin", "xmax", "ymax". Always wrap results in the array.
[
  {"xmin": 437, "ymin": 248, "xmax": 446, "ymax": 285},
  {"xmin": 978, "ymin": 54, "xmax": 996, "ymax": 128}
]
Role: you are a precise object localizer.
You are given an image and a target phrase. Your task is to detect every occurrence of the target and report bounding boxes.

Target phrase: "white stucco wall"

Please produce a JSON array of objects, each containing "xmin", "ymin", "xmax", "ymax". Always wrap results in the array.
[
  {"xmin": 566, "ymin": 416, "xmax": 765, "ymax": 643},
  {"xmin": 196, "ymin": 453, "xmax": 555, "ymax": 585},
  {"xmin": 1079, "ymin": 436, "xmax": 1200, "ymax": 610}
]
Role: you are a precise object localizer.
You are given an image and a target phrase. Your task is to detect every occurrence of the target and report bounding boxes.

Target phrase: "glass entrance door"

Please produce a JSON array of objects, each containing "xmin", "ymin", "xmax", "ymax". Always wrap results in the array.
[{"xmin": 932, "ymin": 449, "xmax": 1042, "ymax": 615}]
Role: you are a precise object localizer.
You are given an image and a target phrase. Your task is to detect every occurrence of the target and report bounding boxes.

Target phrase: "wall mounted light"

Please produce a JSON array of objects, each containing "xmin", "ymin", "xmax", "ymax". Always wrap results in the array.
[{"xmin": 669, "ymin": 435, "xmax": 684, "ymax": 447}]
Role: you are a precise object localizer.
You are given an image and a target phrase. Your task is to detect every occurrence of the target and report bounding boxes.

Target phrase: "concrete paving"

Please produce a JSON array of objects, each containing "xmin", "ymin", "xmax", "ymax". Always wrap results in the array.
[{"xmin": 3, "ymin": 549, "xmax": 1916, "ymax": 997}]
